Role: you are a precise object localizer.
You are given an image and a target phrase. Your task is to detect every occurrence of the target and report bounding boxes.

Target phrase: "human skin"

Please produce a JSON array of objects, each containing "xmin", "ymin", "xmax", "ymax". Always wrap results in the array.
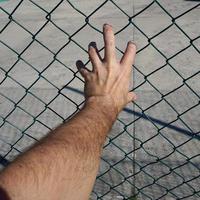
[{"xmin": 0, "ymin": 24, "xmax": 137, "ymax": 200}]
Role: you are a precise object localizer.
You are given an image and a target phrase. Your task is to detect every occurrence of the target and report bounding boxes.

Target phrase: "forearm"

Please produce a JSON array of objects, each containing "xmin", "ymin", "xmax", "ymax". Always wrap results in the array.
[
  {"xmin": 0, "ymin": 23, "xmax": 137, "ymax": 200},
  {"xmin": 0, "ymin": 97, "xmax": 117, "ymax": 200}
]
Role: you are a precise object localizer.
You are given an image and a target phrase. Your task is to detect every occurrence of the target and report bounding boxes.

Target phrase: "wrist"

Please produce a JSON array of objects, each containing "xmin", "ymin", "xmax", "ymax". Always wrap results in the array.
[{"xmin": 84, "ymin": 96, "xmax": 118, "ymax": 123}]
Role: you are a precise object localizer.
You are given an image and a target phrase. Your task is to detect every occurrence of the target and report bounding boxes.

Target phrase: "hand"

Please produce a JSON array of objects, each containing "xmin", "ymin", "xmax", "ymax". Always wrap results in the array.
[{"xmin": 76, "ymin": 24, "xmax": 137, "ymax": 115}]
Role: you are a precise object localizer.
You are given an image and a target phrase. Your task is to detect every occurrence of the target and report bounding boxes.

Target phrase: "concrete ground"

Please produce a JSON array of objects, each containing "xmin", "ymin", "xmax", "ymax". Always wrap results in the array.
[{"xmin": 0, "ymin": 0, "xmax": 200, "ymax": 199}]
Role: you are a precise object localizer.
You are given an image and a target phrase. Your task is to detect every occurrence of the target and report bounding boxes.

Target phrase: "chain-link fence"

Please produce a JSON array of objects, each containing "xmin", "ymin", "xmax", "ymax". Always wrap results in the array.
[{"xmin": 0, "ymin": 0, "xmax": 200, "ymax": 199}]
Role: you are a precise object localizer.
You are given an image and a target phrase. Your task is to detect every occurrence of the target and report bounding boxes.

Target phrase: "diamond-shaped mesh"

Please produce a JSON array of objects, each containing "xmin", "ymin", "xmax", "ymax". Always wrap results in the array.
[{"xmin": 0, "ymin": 0, "xmax": 199, "ymax": 199}]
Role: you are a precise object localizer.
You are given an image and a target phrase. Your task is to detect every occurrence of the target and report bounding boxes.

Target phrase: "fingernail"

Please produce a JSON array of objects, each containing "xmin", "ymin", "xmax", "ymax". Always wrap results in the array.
[
  {"xmin": 103, "ymin": 23, "xmax": 111, "ymax": 28},
  {"xmin": 128, "ymin": 41, "xmax": 136, "ymax": 46},
  {"xmin": 88, "ymin": 45, "xmax": 94, "ymax": 50},
  {"xmin": 89, "ymin": 41, "xmax": 96, "ymax": 48},
  {"xmin": 76, "ymin": 60, "xmax": 84, "ymax": 68},
  {"xmin": 128, "ymin": 41, "xmax": 137, "ymax": 49}
]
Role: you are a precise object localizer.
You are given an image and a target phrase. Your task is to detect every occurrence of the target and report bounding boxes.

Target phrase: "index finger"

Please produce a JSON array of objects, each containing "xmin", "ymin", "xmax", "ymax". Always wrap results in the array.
[{"xmin": 103, "ymin": 24, "xmax": 116, "ymax": 62}]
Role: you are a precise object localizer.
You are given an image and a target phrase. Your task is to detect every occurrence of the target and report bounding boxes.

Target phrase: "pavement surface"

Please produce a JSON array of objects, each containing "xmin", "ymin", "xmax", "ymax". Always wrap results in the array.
[{"xmin": 0, "ymin": 0, "xmax": 200, "ymax": 199}]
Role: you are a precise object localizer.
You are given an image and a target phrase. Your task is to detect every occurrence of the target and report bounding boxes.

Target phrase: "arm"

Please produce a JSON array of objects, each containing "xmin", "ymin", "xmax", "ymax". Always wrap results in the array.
[{"xmin": 0, "ymin": 24, "xmax": 137, "ymax": 200}]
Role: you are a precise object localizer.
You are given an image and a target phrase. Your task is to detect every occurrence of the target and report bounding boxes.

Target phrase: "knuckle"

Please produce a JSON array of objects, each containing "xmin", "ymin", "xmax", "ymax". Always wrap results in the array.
[
  {"xmin": 107, "ymin": 41, "xmax": 114, "ymax": 47},
  {"xmin": 106, "ymin": 60, "xmax": 114, "ymax": 67}
]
